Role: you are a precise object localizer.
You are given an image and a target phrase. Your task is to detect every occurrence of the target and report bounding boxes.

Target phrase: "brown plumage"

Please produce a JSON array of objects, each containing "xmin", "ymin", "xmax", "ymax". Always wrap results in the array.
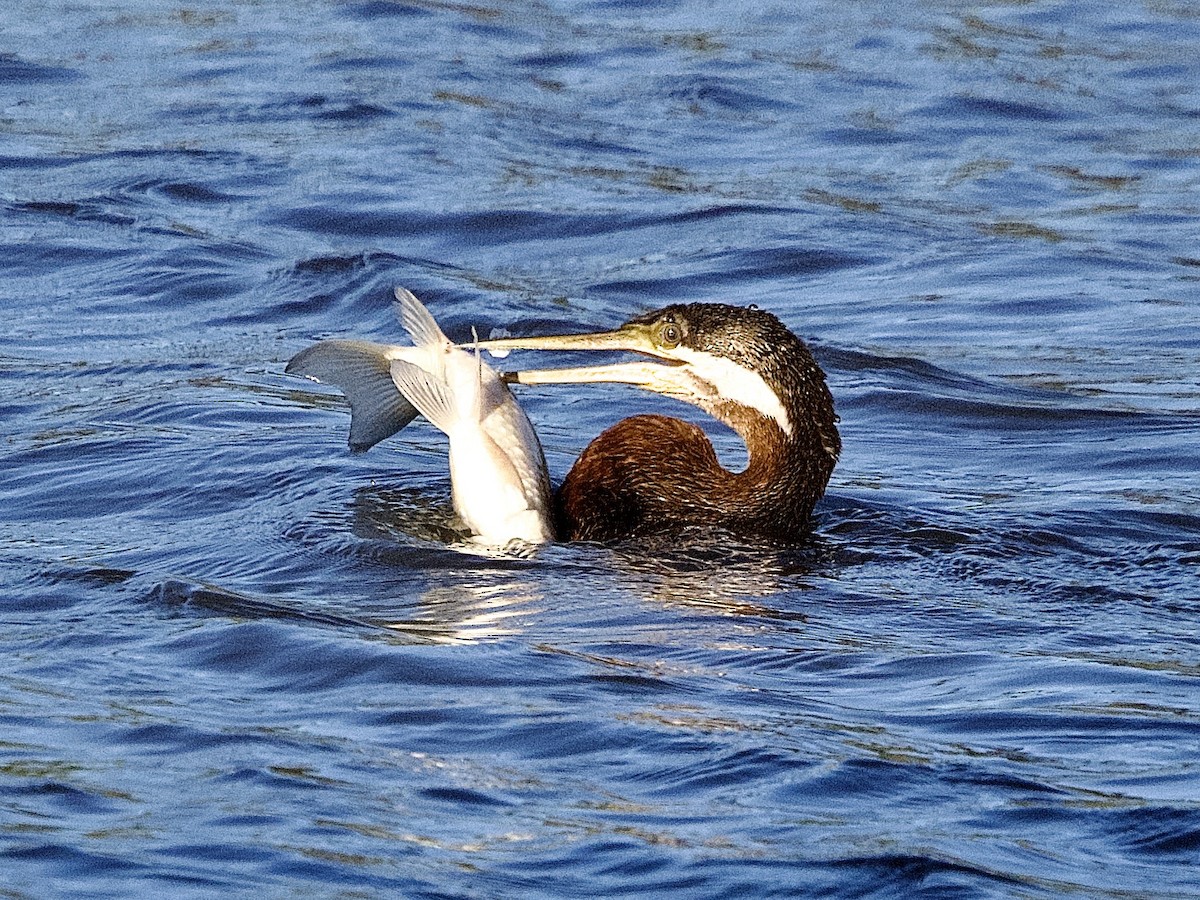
[{"xmin": 486, "ymin": 303, "xmax": 840, "ymax": 543}]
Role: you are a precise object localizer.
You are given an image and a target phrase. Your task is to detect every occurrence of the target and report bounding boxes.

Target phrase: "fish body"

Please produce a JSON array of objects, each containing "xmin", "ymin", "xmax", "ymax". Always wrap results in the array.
[{"xmin": 287, "ymin": 288, "xmax": 554, "ymax": 546}]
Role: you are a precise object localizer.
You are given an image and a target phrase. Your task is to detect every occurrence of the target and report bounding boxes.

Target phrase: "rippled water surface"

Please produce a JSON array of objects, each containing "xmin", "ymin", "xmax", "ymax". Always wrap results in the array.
[{"xmin": 3, "ymin": 1, "xmax": 1199, "ymax": 896}]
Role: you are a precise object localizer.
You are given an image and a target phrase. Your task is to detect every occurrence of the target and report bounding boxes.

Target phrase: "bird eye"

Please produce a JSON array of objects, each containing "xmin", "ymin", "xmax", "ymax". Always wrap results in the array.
[{"xmin": 659, "ymin": 322, "xmax": 682, "ymax": 347}]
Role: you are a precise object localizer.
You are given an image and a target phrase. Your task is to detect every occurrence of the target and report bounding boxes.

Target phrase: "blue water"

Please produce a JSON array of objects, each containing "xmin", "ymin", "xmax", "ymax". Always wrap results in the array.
[{"xmin": 3, "ymin": 1, "xmax": 1199, "ymax": 897}]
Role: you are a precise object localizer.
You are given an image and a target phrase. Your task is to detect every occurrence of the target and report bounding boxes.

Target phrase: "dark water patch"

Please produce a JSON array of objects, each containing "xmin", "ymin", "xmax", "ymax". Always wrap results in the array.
[
  {"xmin": 0, "ymin": 842, "xmax": 146, "ymax": 876},
  {"xmin": 839, "ymin": 361, "xmax": 1183, "ymax": 433},
  {"xmin": 1123, "ymin": 808, "xmax": 1200, "ymax": 857},
  {"xmin": 226, "ymin": 252, "xmax": 420, "ymax": 329},
  {"xmin": 310, "ymin": 55, "xmax": 413, "ymax": 76},
  {"xmin": 855, "ymin": 386, "xmax": 1160, "ymax": 428},
  {"xmin": 150, "ymin": 843, "xmax": 273, "ymax": 880},
  {"xmin": 173, "ymin": 92, "xmax": 390, "ymax": 128},
  {"xmin": 485, "ymin": 711, "xmax": 651, "ymax": 762},
  {"xmin": 0, "ymin": 239, "xmax": 125, "ymax": 288},
  {"xmin": 310, "ymin": 101, "xmax": 394, "ymax": 123},
  {"xmin": 918, "ymin": 95, "xmax": 1067, "ymax": 131},
  {"xmin": 829, "ymin": 852, "xmax": 1025, "ymax": 898},
  {"xmin": 2, "ymin": 780, "xmax": 126, "ymax": 816},
  {"xmin": 0, "ymin": 580, "xmax": 95, "ymax": 616},
  {"xmin": 275, "ymin": 204, "xmax": 638, "ymax": 245},
  {"xmin": 23, "ymin": 565, "xmax": 136, "ymax": 600},
  {"xmin": 8, "ymin": 198, "xmax": 136, "ymax": 228},
  {"xmin": 210, "ymin": 766, "xmax": 346, "ymax": 793},
  {"xmin": 959, "ymin": 770, "xmax": 1074, "ymax": 801},
  {"xmin": 150, "ymin": 180, "xmax": 244, "ymax": 204},
  {"xmin": 0, "ymin": 153, "xmax": 80, "ymax": 171},
  {"xmin": 820, "ymin": 346, "xmax": 987, "ymax": 387},
  {"xmin": 421, "ymin": 785, "xmax": 512, "ymax": 808},
  {"xmin": 8, "ymin": 200, "xmax": 85, "ymax": 218},
  {"xmin": 517, "ymin": 49, "xmax": 603, "ymax": 71},
  {"xmin": 345, "ymin": 1, "xmax": 433, "ymax": 21},
  {"xmin": 658, "ymin": 201, "xmax": 809, "ymax": 227},
  {"xmin": 23, "ymin": 146, "xmax": 250, "ymax": 172},
  {"xmin": 0, "ymin": 439, "xmax": 184, "ymax": 523},
  {"xmin": 601, "ymin": 534, "xmax": 833, "ymax": 590},
  {"xmin": 586, "ymin": 670, "xmax": 681, "ymax": 695},
  {"xmin": 1119, "ymin": 62, "xmax": 1195, "ymax": 83},
  {"xmin": 147, "ymin": 579, "xmax": 376, "ymax": 632},
  {"xmin": 666, "ymin": 75, "xmax": 796, "ymax": 116},
  {"xmin": 551, "ymin": 132, "xmax": 649, "ymax": 160},
  {"xmin": 0, "ymin": 54, "xmax": 81, "ymax": 84},
  {"xmin": 116, "ymin": 721, "xmax": 280, "ymax": 755},
  {"xmin": 273, "ymin": 199, "xmax": 832, "ymax": 264},
  {"xmin": 822, "ymin": 125, "xmax": 912, "ymax": 148},
  {"xmin": 291, "ymin": 252, "xmax": 374, "ymax": 275},
  {"xmin": 1102, "ymin": 507, "xmax": 1200, "ymax": 544},
  {"xmin": 897, "ymin": 706, "xmax": 1200, "ymax": 747}
]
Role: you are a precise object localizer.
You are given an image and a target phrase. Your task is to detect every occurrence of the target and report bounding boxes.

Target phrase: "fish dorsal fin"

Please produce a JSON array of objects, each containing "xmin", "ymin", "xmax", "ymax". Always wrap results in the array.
[
  {"xmin": 285, "ymin": 339, "xmax": 418, "ymax": 452},
  {"xmin": 470, "ymin": 325, "xmax": 484, "ymax": 421},
  {"xmin": 394, "ymin": 287, "xmax": 448, "ymax": 348},
  {"xmin": 390, "ymin": 358, "xmax": 457, "ymax": 436}
]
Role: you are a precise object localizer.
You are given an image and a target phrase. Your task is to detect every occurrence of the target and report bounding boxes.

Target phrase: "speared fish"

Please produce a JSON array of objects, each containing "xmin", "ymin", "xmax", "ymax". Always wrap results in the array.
[{"xmin": 286, "ymin": 288, "xmax": 554, "ymax": 547}]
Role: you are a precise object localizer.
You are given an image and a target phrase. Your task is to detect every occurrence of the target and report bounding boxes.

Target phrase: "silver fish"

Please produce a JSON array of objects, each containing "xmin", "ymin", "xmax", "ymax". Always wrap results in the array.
[{"xmin": 287, "ymin": 288, "xmax": 554, "ymax": 546}]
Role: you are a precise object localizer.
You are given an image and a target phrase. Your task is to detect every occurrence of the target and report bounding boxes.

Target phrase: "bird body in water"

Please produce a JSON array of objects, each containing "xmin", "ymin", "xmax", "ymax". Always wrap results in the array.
[
  {"xmin": 288, "ymin": 292, "xmax": 838, "ymax": 546},
  {"xmin": 480, "ymin": 303, "xmax": 840, "ymax": 542},
  {"xmin": 286, "ymin": 288, "xmax": 554, "ymax": 546}
]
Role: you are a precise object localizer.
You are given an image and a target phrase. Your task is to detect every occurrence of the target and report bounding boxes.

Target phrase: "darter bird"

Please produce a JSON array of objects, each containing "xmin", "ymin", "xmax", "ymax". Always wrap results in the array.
[{"xmin": 477, "ymin": 302, "xmax": 840, "ymax": 542}]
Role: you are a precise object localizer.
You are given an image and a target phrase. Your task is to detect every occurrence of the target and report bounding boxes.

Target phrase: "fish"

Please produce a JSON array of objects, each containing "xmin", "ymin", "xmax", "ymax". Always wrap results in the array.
[{"xmin": 286, "ymin": 288, "xmax": 555, "ymax": 547}]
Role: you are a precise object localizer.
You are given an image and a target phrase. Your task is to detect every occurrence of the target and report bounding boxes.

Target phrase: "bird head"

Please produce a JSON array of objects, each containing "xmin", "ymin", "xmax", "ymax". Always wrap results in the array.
[{"xmin": 475, "ymin": 303, "xmax": 837, "ymax": 458}]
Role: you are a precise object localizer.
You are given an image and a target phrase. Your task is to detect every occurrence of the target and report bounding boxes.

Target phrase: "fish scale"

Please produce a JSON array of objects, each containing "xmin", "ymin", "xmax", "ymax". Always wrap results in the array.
[{"xmin": 287, "ymin": 288, "xmax": 555, "ymax": 547}]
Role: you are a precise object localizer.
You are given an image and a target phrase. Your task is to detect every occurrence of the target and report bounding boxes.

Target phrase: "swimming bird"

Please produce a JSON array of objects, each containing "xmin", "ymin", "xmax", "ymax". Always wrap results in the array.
[
  {"xmin": 477, "ymin": 303, "xmax": 840, "ymax": 542},
  {"xmin": 286, "ymin": 288, "xmax": 554, "ymax": 546}
]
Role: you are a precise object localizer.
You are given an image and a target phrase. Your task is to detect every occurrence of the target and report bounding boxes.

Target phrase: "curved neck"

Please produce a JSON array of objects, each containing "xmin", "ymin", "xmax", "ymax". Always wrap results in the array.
[{"xmin": 716, "ymin": 401, "xmax": 838, "ymax": 530}]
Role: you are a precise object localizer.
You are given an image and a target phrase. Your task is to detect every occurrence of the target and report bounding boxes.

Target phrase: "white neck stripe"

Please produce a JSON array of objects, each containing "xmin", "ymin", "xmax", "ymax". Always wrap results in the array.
[{"xmin": 674, "ymin": 347, "xmax": 793, "ymax": 437}]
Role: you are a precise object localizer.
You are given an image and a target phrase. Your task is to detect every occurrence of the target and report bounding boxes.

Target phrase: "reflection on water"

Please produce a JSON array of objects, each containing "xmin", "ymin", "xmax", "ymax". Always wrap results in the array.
[
  {"xmin": 152, "ymin": 570, "xmax": 545, "ymax": 647},
  {"xmin": 604, "ymin": 535, "xmax": 823, "ymax": 620},
  {"xmin": 385, "ymin": 581, "xmax": 544, "ymax": 645},
  {"xmin": 351, "ymin": 484, "xmax": 466, "ymax": 547},
  {"xmin": 351, "ymin": 480, "xmax": 826, "ymax": 625},
  {"xmin": 346, "ymin": 485, "xmax": 813, "ymax": 639}
]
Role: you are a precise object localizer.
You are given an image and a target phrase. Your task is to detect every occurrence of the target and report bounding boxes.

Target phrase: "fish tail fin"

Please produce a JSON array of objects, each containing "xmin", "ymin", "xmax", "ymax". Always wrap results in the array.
[
  {"xmin": 286, "ymin": 340, "xmax": 418, "ymax": 452},
  {"xmin": 394, "ymin": 287, "xmax": 449, "ymax": 348},
  {"xmin": 390, "ymin": 358, "xmax": 458, "ymax": 436}
]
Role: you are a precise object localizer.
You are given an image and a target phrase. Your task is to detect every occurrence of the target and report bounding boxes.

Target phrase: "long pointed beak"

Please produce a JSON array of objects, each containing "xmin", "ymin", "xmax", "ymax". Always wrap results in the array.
[
  {"xmin": 507, "ymin": 361, "xmax": 678, "ymax": 390},
  {"xmin": 473, "ymin": 323, "xmax": 659, "ymax": 357},
  {"xmin": 475, "ymin": 322, "xmax": 685, "ymax": 392}
]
